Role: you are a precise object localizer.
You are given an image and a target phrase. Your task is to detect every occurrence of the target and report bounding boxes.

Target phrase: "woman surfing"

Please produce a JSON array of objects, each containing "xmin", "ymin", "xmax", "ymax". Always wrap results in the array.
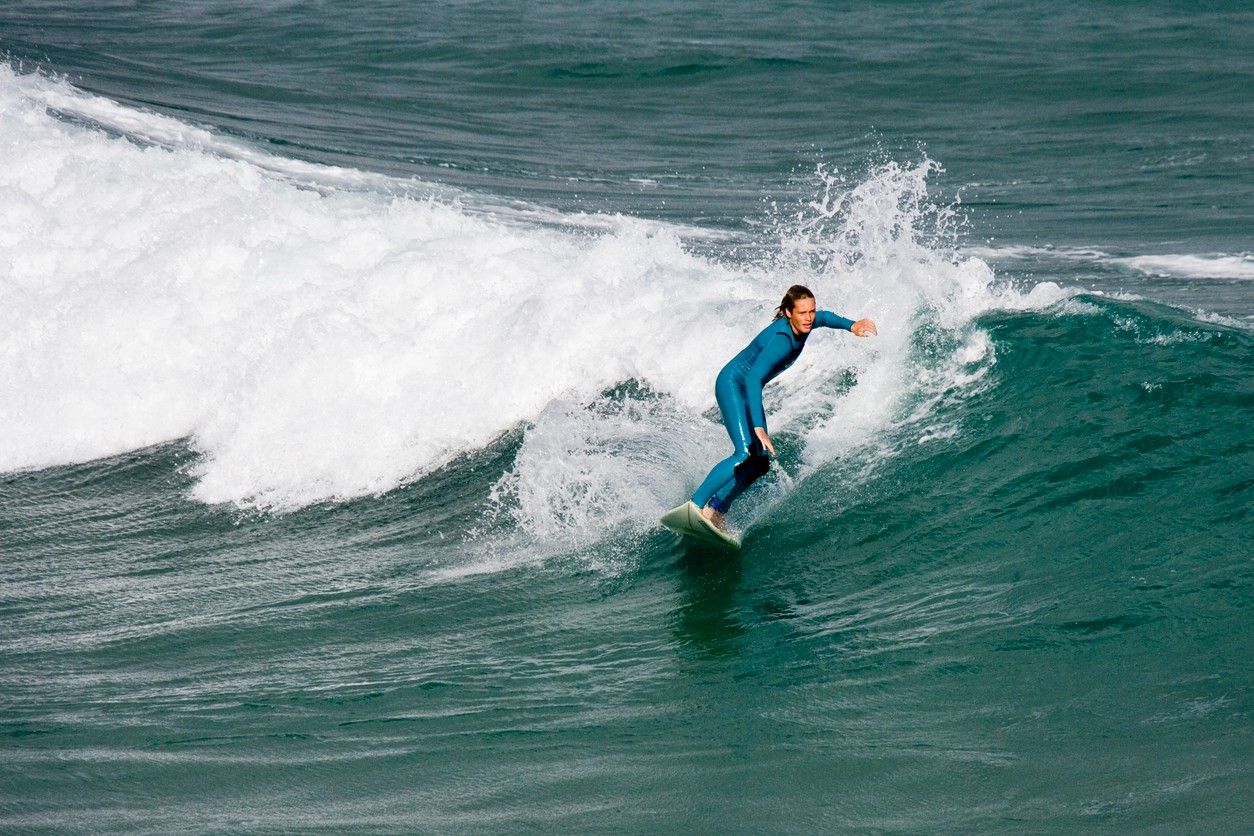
[{"xmin": 664, "ymin": 285, "xmax": 877, "ymax": 544}]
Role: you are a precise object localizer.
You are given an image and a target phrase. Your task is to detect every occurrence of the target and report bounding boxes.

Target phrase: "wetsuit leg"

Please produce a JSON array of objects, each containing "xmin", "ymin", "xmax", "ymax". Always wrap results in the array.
[
  {"xmin": 690, "ymin": 374, "xmax": 771, "ymax": 513},
  {"xmin": 714, "ymin": 441, "xmax": 770, "ymax": 511}
]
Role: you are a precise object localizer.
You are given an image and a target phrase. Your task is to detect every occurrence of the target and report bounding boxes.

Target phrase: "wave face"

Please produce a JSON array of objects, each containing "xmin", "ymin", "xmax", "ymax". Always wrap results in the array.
[
  {"xmin": 2, "ymin": 6, "xmax": 1252, "ymax": 830},
  {"xmin": 2, "ymin": 66, "xmax": 1057, "ymax": 520}
]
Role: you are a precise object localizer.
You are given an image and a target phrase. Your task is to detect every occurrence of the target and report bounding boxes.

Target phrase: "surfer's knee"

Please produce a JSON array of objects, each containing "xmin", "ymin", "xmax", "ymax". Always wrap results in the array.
[
  {"xmin": 746, "ymin": 452, "xmax": 770, "ymax": 481},
  {"xmin": 707, "ymin": 450, "xmax": 753, "ymax": 513},
  {"xmin": 734, "ymin": 451, "xmax": 770, "ymax": 485}
]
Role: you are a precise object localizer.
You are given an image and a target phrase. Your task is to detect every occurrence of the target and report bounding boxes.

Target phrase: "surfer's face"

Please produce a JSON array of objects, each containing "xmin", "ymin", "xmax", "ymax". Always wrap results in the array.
[{"xmin": 786, "ymin": 297, "xmax": 816, "ymax": 335}]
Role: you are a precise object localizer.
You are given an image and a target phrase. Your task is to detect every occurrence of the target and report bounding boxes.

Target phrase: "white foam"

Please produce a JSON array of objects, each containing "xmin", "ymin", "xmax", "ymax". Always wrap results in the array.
[
  {"xmin": 966, "ymin": 244, "xmax": 1254, "ymax": 282},
  {"xmin": 1112, "ymin": 254, "xmax": 1254, "ymax": 280},
  {"xmin": 489, "ymin": 392, "xmax": 723, "ymax": 541},
  {"xmin": 1192, "ymin": 309, "xmax": 1253, "ymax": 330},
  {"xmin": 963, "ymin": 244, "xmax": 1112, "ymax": 262},
  {"xmin": 0, "ymin": 66, "xmax": 1061, "ymax": 531}
]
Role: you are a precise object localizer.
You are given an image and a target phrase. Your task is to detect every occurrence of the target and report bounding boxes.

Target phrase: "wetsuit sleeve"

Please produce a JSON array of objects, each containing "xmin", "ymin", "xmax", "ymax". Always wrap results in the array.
[
  {"xmin": 746, "ymin": 333, "xmax": 793, "ymax": 432},
  {"xmin": 815, "ymin": 310, "xmax": 855, "ymax": 330}
]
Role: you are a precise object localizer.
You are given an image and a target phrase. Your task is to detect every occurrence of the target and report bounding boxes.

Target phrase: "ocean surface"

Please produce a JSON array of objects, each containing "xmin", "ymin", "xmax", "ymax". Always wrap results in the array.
[{"xmin": 2, "ymin": 1, "xmax": 1251, "ymax": 831}]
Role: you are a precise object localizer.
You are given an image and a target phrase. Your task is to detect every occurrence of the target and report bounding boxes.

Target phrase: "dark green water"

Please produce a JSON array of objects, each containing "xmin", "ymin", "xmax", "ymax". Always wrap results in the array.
[
  {"xmin": 1, "ymin": 1, "xmax": 1251, "ymax": 831},
  {"xmin": 3, "ymin": 299, "xmax": 1250, "ymax": 830}
]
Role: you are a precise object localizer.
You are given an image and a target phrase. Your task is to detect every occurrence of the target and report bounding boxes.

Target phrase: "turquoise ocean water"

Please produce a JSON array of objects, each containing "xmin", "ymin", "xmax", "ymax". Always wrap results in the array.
[{"xmin": 2, "ymin": 1, "xmax": 1251, "ymax": 830}]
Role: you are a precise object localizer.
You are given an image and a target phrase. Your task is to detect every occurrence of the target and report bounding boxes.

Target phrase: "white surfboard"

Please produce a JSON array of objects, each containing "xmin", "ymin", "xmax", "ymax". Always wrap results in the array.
[{"xmin": 660, "ymin": 501, "xmax": 741, "ymax": 550}]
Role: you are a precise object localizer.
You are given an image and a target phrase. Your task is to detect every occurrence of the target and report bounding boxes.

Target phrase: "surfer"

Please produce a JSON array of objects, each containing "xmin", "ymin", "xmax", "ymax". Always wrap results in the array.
[{"xmin": 691, "ymin": 285, "xmax": 877, "ymax": 531}]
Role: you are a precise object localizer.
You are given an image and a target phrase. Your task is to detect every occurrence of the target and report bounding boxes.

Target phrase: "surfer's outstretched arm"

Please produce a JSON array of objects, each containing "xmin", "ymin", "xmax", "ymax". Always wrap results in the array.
[
  {"xmin": 815, "ymin": 310, "xmax": 855, "ymax": 331},
  {"xmin": 816, "ymin": 309, "xmax": 877, "ymax": 336}
]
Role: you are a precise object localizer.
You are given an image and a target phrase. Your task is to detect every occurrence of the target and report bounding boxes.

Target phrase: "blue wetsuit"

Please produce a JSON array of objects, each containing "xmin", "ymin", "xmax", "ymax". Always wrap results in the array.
[{"xmin": 691, "ymin": 310, "xmax": 855, "ymax": 513}]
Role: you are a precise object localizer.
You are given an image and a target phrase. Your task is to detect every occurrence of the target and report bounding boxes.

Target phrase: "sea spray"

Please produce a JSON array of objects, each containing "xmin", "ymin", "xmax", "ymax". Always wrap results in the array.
[
  {"xmin": 0, "ymin": 66, "xmax": 1075, "ymax": 523},
  {"xmin": 489, "ymin": 160, "xmax": 1081, "ymax": 543}
]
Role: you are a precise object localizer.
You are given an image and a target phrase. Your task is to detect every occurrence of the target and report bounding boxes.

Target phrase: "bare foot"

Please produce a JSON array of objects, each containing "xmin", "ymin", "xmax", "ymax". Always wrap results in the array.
[{"xmin": 699, "ymin": 504, "xmax": 727, "ymax": 531}]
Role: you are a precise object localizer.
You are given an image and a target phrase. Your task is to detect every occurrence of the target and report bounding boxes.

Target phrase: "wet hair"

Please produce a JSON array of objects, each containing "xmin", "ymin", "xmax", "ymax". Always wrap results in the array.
[{"xmin": 773, "ymin": 284, "xmax": 815, "ymax": 319}]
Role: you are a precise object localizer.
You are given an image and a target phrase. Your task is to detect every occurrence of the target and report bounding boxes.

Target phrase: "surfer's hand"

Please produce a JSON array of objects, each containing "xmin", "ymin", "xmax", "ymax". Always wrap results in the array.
[
  {"xmin": 851, "ymin": 318, "xmax": 878, "ymax": 337},
  {"xmin": 754, "ymin": 427, "xmax": 776, "ymax": 457}
]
